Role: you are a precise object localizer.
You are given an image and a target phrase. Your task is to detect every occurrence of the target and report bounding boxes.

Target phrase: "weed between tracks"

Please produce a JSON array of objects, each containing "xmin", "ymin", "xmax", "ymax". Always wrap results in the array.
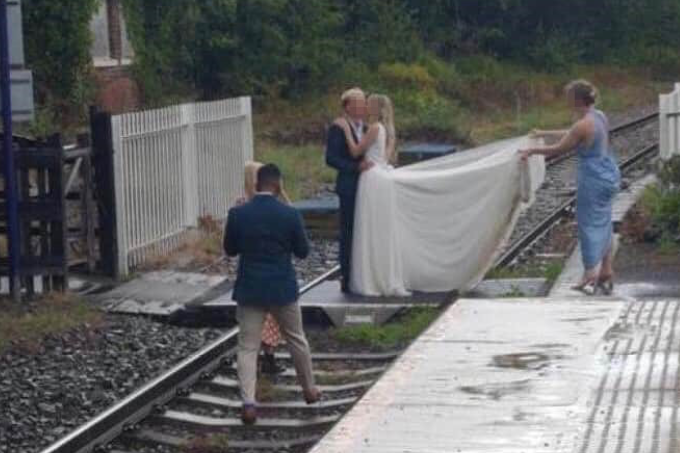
[
  {"xmin": 183, "ymin": 433, "xmax": 230, "ymax": 453},
  {"xmin": 0, "ymin": 293, "xmax": 102, "ymax": 354},
  {"xmin": 256, "ymin": 376, "xmax": 290, "ymax": 402},
  {"xmin": 331, "ymin": 307, "xmax": 440, "ymax": 350}
]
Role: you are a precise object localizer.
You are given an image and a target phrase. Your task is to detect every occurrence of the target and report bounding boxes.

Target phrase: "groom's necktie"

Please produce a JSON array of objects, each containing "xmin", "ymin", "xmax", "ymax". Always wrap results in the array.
[{"xmin": 352, "ymin": 122, "xmax": 363, "ymax": 142}]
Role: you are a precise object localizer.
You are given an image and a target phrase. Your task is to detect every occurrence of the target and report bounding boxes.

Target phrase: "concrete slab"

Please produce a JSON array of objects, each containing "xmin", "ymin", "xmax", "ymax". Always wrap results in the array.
[
  {"xmin": 96, "ymin": 271, "xmax": 229, "ymax": 316},
  {"xmin": 293, "ymin": 196, "xmax": 339, "ymax": 214},
  {"xmin": 309, "ymin": 297, "xmax": 625, "ymax": 453},
  {"xmin": 613, "ymin": 175, "xmax": 657, "ymax": 226},
  {"xmin": 571, "ymin": 298, "xmax": 680, "ymax": 453},
  {"xmin": 203, "ymin": 281, "xmax": 452, "ymax": 326}
]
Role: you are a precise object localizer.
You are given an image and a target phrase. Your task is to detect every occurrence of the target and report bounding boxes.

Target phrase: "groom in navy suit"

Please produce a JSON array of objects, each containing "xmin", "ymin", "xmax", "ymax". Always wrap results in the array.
[
  {"xmin": 224, "ymin": 164, "xmax": 321, "ymax": 425},
  {"xmin": 326, "ymin": 88, "xmax": 373, "ymax": 293}
]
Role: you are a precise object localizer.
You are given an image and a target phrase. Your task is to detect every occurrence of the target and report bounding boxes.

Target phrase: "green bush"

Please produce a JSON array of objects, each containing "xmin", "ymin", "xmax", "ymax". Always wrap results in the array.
[
  {"xmin": 642, "ymin": 157, "xmax": 680, "ymax": 242},
  {"xmin": 528, "ymin": 35, "xmax": 582, "ymax": 73},
  {"xmin": 23, "ymin": 0, "xmax": 100, "ymax": 130},
  {"xmin": 378, "ymin": 63, "xmax": 436, "ymax": 90}
]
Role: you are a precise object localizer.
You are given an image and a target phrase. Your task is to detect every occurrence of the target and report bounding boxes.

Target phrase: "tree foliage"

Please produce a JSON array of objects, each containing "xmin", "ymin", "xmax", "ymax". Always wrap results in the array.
[
  {"xmin": 120, "ymin": 0, "xmax": 680, "ymax": 103},
  {"xmin": 21, "ymin": 0, "xmax": 680, "ymax": 114},
  {"xmin": 23, "ymin": 0, "xmax": 100, "ymax": 122}
]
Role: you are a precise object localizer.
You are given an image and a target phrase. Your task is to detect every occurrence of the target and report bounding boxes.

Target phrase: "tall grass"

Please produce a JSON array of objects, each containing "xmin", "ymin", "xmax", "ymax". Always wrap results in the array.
[{"xmin": 256, "ymin": 143, "xmax": 335, "ymax": 201}]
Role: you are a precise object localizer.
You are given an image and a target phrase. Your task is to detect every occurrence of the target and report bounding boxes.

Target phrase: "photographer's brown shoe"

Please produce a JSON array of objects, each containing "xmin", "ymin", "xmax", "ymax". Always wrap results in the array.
[
  {"xmin": 241, "ymin": 404, "xmax": 257, "ymax": 425},
  {"xmin": 304, "ymin": 387, "xmax": 322, "ymax": 405}
]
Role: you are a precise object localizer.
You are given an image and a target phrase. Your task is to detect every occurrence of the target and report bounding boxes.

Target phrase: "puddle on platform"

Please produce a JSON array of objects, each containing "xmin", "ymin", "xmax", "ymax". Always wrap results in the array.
[
  {"xmin": 492, "ymin": 352, "xmax": 552, "ymax": 371},
  {"xmin": 460, "ymin": 379, "xmax": 531, "ymax": 401}
]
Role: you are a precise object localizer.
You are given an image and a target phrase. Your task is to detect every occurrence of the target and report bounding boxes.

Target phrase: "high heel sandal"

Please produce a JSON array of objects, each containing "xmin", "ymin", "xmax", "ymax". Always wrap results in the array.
[
  {"xmin": 598, "ymin": 276, "xmax": 615, "ymax": 296},
  {"xmin": 571, "ymin": 279, "xmax": 598, "ymax": 296}
]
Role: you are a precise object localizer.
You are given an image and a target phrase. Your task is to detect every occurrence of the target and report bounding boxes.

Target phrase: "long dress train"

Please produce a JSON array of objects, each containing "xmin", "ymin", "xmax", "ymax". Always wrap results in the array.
[{"xmin": 350, "ymin": 132, "xmax": 546, "ymax": 297}]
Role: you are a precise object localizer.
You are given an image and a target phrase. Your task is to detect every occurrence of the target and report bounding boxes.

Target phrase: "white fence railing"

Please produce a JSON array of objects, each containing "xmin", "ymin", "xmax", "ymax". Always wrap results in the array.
[
  {"xmin": 660, "ymin": 83, "xmax": 680, "ymax": 160},
  {"xmin": 111, "ymin": 97, "xmax": 253, "ymax": 276}
]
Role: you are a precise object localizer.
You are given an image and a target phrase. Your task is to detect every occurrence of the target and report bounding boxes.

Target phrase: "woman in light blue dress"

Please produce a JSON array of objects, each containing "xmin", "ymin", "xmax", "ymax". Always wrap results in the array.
[{"xmin": 520, "ymin": 80, "xmax": 620, "ymax": 294}]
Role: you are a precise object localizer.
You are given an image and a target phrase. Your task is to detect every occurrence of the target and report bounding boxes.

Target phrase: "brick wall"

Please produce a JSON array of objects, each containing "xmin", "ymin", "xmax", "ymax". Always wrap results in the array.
[
  {"xmin": 91, "ymin": 0, "xmax": 139, "ymax": 114},
  {"xmin": 94, "ymin": 65, "xmax": 140, "ymax": 114}
]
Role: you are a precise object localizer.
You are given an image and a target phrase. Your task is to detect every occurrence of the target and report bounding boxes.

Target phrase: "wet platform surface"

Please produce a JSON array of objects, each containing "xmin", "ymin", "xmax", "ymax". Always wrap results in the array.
[{"xmin": 310, "ymin": 296, "xmax": 680, "ymax": 453}]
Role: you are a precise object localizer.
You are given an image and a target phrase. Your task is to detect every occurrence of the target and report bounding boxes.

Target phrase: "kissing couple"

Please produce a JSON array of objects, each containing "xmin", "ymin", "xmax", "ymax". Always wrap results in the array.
[{"xmin": 326, "ymin": 88, "xmax": 408, "ymax": 297}]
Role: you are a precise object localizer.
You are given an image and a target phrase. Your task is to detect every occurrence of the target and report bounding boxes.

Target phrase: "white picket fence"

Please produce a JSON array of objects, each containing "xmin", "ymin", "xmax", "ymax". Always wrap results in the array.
[
  {"xmin": 660, "ymin": 83, "xmax": 680, "ymax": 160},
  {"xmin": 111, "ymin": 97, "xmax": 253, "ymax": 276}
]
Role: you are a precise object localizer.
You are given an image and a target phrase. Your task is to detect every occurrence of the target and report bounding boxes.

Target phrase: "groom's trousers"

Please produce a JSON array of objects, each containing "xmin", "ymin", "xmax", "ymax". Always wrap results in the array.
[
  {"xmin": 237, "ymin": 302, "xmax": 315, "ymax": 405},
  {"xmin": 338, "ymin": 190, "xmax": 356, "ymax": 289}
]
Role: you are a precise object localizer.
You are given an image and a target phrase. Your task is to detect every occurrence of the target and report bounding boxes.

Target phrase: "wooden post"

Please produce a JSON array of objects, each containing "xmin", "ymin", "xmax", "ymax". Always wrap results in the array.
[{"xmin": 90, "ymin": 106, "xmax": 119, "ymax": 278}]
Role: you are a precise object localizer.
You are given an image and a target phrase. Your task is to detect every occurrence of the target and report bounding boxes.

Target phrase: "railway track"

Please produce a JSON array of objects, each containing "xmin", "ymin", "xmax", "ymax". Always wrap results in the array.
[
  {"xmin": 496, "ymin": 111, "xmax": 660, "ymax": 267},
  {"xmin": 39, "ymin": 112, "xmax": 661, "ymax": 453}
]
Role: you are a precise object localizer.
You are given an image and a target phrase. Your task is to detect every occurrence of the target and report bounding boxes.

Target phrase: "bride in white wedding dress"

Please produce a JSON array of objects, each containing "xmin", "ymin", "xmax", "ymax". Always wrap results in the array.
[{"xmin": 337, "ymin": 94, "xmax": 546, "ymax": 297}]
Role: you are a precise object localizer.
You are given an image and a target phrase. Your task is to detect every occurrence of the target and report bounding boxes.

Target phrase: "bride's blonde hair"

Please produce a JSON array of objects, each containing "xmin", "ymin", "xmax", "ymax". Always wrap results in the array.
[{"xmin": 368, "ymin": 94, "xmax": 397, "ymax": 164}]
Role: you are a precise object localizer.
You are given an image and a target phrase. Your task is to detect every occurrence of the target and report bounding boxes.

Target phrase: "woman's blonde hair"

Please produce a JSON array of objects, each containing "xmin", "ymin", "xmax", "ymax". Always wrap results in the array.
[
  {"xmin": 243, "ymin": 160, "xmax": 291, "ymax": 204},
  {"xmin": 368, "ymin": 94, "xmax": 397, "ymax": 163},
  {"xmin": 244, "ymin": 161, "xmax": 263, "ymax": 200},
  {"xmin": 565, "ymin": 79, "xmax": 599, "ymax": 107}
]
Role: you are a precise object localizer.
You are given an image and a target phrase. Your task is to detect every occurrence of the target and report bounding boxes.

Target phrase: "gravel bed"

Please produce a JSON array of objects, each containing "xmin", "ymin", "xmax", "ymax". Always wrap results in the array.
[
  {"xmin": 0, "ymin": 316, "xmax": 225, "ymax": 453},
  {"xmin": 204, "ymin": 236, "xmax": 339, "ymax": 283},
  {"xmin": 0, "ymin": 237, "xmax": 337, "ymax": 453}
]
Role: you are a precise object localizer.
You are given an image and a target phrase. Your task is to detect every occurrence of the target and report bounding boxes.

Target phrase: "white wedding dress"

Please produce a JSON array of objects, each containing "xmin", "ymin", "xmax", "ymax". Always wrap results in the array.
[
  {"xmin": 350, "ymin": 124, "xmax": 410, "ymax": 296},
  {"xmin": 350, "ymin": 125, "xmax": 545, "ymax": 297}
]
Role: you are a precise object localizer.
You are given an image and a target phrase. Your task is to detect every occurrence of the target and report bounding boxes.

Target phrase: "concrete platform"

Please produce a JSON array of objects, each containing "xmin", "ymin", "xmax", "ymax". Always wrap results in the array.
[
  {"xmin": 96, "ymin": 271, "xmax": 229, "ymax": 316},
  {"xmin": 202, "ymin": 281, "xmax": 452, "ymax": 326},
  {"xmin": 310, "ymin": 297, "xmax": 680, "ymax": 453}
]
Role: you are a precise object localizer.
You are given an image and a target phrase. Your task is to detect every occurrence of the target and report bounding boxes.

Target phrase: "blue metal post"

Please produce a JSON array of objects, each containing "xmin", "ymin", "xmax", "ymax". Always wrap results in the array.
[{"xmin": 0, "ymin": 0, "xmax": 21, "ymax": 301}]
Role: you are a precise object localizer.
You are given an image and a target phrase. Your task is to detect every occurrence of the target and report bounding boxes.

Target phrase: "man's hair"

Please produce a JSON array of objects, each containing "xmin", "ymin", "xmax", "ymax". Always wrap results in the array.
[
  {"xmin": 256, "ymin": 163, "xmax": 282, "ymax": 191},
  {"xmin": 341, "ymin": 87, "xmax": 365, "ymax": 109}
]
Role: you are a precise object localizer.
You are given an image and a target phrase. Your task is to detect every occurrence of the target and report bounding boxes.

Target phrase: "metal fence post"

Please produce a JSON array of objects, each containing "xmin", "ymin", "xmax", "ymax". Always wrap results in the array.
[
  {"xmin": 110, "ymin": 115, "xmax": 128, "ymax": 277},
  {"xmin": 181, "ymin": 103, "xmax": 199, "ymax": 228},
  {"xmin": 0, "ymin": 0, "xmax": 21, "ymax": 301},
  {"xmin": 241, "ymin": 97, "xmax": 254, "ymax": 161}
]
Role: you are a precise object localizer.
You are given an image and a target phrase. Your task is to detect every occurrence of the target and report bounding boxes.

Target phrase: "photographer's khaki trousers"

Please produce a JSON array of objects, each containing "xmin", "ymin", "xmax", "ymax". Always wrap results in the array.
[{"xmin": 237, "ymin": 302, "xmax": 315, "ymax": 405}]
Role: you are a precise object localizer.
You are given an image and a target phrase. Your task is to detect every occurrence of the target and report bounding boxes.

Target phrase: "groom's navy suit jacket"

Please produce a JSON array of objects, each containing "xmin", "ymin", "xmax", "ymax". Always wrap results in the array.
[
  {"xmin": 326, "ymin": 124, "xmax": 362, "ymax": 196},
  {"xmin": 224, "ymin": 194, "xmax": 310, "ymax": 306}
]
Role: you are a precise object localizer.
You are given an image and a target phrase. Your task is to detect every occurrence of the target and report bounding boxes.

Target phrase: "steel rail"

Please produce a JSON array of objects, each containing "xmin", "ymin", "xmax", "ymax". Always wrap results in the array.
[
  {"xmin": 494, "ymin": 141, "xmax": 659, "ymax": 268},
  {"xmin": 39, "ymin": 273, "xmax": 335, "ymax": 453},
  {"xmin": 548, "ymin": 111, "xmax": 658, "ymax": 166}
]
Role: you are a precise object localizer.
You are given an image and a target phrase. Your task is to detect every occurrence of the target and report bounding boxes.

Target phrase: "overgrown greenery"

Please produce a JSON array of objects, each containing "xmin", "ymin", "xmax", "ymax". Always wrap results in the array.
[
  {"xmin": 0, "ymin": 293, "xmax": 102, "ymax": 354},
  {"xmin": 332, "ymin": 307, "xmax": 440, "ymax": 350},
  {"xmin": 642, "ymin": 156, "xmax": 680, "ymax": 246},
  {"xmin": 184, "ymin": 434, "xmax": 230, "ymax": 453},
  {"xmin": 22, "ymin": 0, "xmax": 100, "ymax": 131},
  {"xmin": 119, "ymin": 0, "xmax": 680, "ymax": 105}
]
